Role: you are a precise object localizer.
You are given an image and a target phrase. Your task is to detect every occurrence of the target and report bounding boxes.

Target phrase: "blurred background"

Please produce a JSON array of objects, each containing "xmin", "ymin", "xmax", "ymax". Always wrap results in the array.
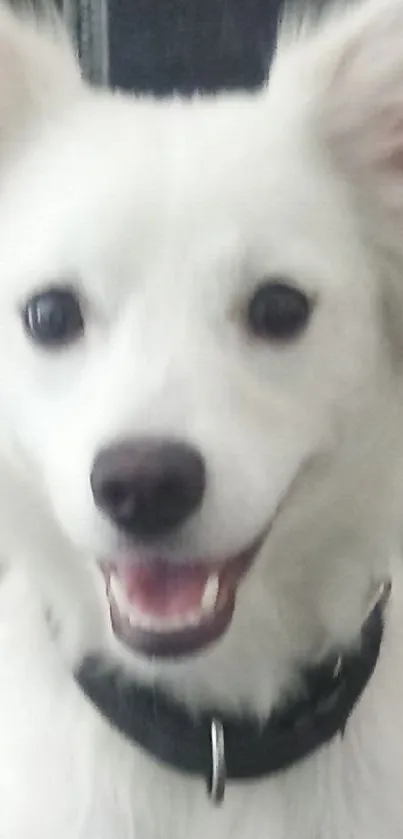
[{"xmin": 56, "ymin": 0, "xmax": 284, "ymax": 92}]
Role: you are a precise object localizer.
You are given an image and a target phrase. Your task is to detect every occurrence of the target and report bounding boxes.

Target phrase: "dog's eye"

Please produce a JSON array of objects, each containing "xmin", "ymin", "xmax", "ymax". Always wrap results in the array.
[
  {"xmin": 22, "ymin": 287, "xmax": 84, "ymax": 348},
  {"xmin": 247, "ymin": 280, "xmax": 312, "ymax": 341}
]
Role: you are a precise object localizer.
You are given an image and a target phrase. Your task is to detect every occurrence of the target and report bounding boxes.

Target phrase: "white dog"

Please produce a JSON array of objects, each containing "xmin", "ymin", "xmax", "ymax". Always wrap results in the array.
[{"xmin": 0, "ymin": 0, "xmax": 402, "ymax": 836}]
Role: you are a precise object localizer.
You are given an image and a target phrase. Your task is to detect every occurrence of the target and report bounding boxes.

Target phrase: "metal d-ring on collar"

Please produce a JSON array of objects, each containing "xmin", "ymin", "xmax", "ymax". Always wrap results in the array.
[{"xmin": 210, "ymin": 719, "xmax": 226, "ymax": 804}]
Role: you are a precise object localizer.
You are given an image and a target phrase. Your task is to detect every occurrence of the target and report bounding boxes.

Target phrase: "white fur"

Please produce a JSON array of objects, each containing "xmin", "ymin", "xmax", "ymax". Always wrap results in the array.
[{"xmin": 0, "ymin": 1, "xmax": 402, "ymax": 836}]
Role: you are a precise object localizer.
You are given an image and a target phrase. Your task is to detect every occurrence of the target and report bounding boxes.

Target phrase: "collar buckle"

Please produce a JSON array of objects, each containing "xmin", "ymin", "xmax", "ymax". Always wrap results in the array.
[{"xmin": 209, "ymin": 718, "xmax": 226, "ymax": 805}]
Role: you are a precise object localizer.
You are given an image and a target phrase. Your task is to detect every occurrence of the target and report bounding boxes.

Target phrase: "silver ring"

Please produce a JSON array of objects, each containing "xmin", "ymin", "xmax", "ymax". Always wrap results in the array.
[{"xmin": 210, "ymin": 719, "xmax": 226, "ymax": 804}]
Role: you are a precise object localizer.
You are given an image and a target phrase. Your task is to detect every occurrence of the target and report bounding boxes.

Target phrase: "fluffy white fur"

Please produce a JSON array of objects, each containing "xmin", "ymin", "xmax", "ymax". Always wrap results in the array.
[{"xmin": 0, "ymin": 0, "xmax": 402, "ymax": 836}]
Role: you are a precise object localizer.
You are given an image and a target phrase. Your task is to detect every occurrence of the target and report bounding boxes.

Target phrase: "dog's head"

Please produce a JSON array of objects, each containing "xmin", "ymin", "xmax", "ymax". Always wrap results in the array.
[{"xmin": 0, "ymin": 1, "xmax": 402, "ymax": 713}]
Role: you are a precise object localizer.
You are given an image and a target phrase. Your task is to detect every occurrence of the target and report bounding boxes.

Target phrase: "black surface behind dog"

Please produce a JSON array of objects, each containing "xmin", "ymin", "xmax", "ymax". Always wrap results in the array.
[{"xmin": 108, "ymin": 0, "xmax": 282, "ymax": 94}]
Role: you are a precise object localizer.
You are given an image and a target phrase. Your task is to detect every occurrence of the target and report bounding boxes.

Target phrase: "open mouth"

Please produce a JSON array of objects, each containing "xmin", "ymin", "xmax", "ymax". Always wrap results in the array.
[{"xmin": 101, "ymin": 536, "xmax": 264, "ymax": 658}]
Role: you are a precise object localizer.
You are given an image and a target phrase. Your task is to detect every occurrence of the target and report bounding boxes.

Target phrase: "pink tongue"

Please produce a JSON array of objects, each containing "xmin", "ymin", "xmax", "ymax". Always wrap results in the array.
[{"xmin": 116, "ymin": 561, "xmax": 212, "ymax": 619}]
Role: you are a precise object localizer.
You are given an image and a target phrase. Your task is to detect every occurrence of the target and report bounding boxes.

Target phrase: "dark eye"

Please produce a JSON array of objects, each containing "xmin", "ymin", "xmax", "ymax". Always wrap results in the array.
[
  {"xmin": 247, "ymin": 280, "xmax": 312, "ymax": 341},
  {"xmin": 22, "ymin": 287, "xmax": 84, "ymax": 348}
]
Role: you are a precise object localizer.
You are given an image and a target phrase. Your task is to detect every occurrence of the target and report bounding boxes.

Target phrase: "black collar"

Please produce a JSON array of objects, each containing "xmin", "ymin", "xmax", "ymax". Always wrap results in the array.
[{"xmin": 76, "ymin": 585, "xmax": 389, "ymax": 804}]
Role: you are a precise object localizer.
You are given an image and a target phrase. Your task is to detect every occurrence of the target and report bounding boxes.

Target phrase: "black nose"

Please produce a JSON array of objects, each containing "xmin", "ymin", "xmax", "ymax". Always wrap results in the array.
[{"xmin": 90, "ymin": 438, "xmax": 206, "ymax": 540}]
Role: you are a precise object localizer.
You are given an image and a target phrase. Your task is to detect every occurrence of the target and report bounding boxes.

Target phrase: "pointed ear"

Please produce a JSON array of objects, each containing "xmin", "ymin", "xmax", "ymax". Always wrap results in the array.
[
  {"xmin": 275, "ymin": 1, "xmax": 403, "ymax": 361},
  {"xmin": 0, "ymin": 4, "xmax": 82, "ymax": 151},
  {"xmin": 320, "ymin": 0, "xmax": 403, "ymax": 232}
]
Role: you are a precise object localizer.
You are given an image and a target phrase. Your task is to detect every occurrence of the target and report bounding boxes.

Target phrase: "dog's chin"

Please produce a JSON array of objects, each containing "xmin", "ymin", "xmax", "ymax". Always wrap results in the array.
[{"xmin": 99, "ymin": 533, "xmax": 265, "ymax": 659}]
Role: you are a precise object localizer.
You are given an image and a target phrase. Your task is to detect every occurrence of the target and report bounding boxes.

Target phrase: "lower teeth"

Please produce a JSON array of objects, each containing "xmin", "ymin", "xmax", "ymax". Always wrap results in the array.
[
  {"xmin": 201, "ymin": 574, "xmax": 220, "ymax": 614},
  {"xmin": 127, "ymin": 609, "xmax": 202, "ymax": 632},
  {"xmin": 109, "ymin": 570, "xmax": 221, "ymax": 634}
]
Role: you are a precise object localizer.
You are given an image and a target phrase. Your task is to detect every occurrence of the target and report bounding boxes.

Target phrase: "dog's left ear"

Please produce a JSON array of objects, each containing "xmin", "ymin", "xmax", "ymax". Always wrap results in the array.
[
  {"xmin": 298, "ymin": 0, "xmax": 403, "ymax": 359},
  {"xmin": 316, "ymin": 0, "xmax": 403, "ymax": 239}
]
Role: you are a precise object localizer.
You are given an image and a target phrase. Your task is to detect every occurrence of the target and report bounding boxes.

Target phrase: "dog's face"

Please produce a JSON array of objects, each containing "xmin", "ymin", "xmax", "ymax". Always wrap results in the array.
[{"xmin": 0, "ymin": 2, "xmax": 401, "ymax": 710}]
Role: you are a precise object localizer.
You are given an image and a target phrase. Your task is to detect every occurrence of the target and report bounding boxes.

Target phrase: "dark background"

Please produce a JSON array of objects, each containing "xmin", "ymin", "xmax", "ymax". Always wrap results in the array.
[{"xmin": 107, "ymin": 0, "xmax": 283, "ymax": 94}]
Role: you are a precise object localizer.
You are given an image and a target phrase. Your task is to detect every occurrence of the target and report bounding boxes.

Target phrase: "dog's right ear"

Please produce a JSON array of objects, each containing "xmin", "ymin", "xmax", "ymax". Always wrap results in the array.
[{"xmin": 0, "ymin": 4, "xmax": 82, "ymax": 154}]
